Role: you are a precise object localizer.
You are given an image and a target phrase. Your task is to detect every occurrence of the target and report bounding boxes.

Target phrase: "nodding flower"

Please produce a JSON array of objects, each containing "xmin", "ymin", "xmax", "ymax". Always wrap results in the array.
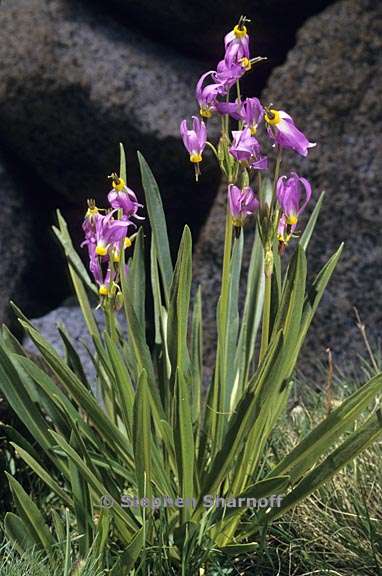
[
  {"xmin": 91, "ymin": 211, "xmax": 130, "ymax": 257},
  {"xmin": 213, "ymin": 59, "xmax": 246, "ymax": 91},
  {"xmin": 107, "ymin": 174, "xmax": 144, "ymax": 222},
  {"xmin": 216, "ymin": 97, "xmax": 264, "ymax": 135},
  {"xmin": 276, "ymin": 172, "xmax": 312, "ymax": 231},
  {"xmin": 82, "ymin": 199, "xmax": 102, "ymax": 241},
  {"xmin": 229, "ymin": 128, "xmax": 268, "ymax": 170},
  {"xmin": 180, "ymin": 116, "xmax": 207, "ymax": 166},
  {"xmin": 239, "ymin": 98, "xmax": 264, "ymax": 134},
  {"xmin": 228, "ymin": 184, "xmax": 259, "ymax": 227},
  {"xmin": 224, "ymin": 22, "xmax": 250, "ymax": 71},
  {"xmin": 196, "ymin": 71, "xmax": 224, "ymax": 118},
  {"xmin": 82, "ymin": 237, "xmax": 111, "ymax": 296},
  {"xmin": 264, "ymin": 107, "xmax": 316, "ymax": 157}
]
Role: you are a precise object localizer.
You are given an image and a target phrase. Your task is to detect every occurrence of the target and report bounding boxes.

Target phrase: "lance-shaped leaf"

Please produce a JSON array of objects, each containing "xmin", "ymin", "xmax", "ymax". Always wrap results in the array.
[
  {"xmin": 110, "ymin": 528, "xmax": 144, "ymax": 575},
  {"xmin": 269, "ymin": 372, "xmax": 382, "ymax": 482},
  {"xmin": 191, "ymin": 286, "xmax": 203, "ymax": 424},
  {"xmin": 167, "ymin": 225, "xmax": 192, "ymax": 377},
  {"xmin": 11, "ymin": 443, "xmax": 73, "ymax": 508},
  {"xmin": 133, "ymin": 370, "xmax": 152, "ymax": 502},
  {"xmin": 299, "ymin": 191, "xmax": 325, "ymax": 251},
  {"xmin": 174, "ymin": 368, "xmax": 195, "ymax": 523},
  {"xmin": 4, "ymin": 513, "xmax": 36, "ymax": 555},
  {"xmin": 137, "ymin": 151, "xmax": 173, "ymax": 303},
  {"xmin": 49, "ymin": 430, "xmax": 140, "ymax": 540},
  {"xmin": 6, "ymin": 474, "xmax": 56, "ymax": 555},
  {"xmin": 126, "ymin": 227, "xmax": 146, "ymax": 329},
  {"xmin": 0, "ymin": 343, "xmax": 54, "ymax": 453},
  {"xmin": 236, "ymin": 230, "xmax": 264, "ymax": 387},
  {"xmin": 53, "ymin": 212, "xmax": 100, "ymax": 341},
  {"xmin": 18, "ymin": 322, "xmax": 134, "ymax": 467},
  {"xmin": 119, "ymin": 142, "xmax": 127, "ymax": 181},
  {"xmin": 269, "ymin": 412, "xmax": 382, "ymax": 520}
]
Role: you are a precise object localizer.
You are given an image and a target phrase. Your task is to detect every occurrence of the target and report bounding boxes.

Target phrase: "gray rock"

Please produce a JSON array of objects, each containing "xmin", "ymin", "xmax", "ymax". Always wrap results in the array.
[
  {"xmin": 0, "ymin": 0, "xmax": 219, "ymax": 247},
  {"xmin": 23, "ymin": 305, "xmax": 127, "ymax": 392},
  {"xmin": 0, "ymin": 151, "xmax": 33, "ymax": 326},
  {"xmin": 0, "ymin": 148, "xmax": 70, "ymax": 330},
  {"xmin": 193, "ymin": 0, "xmax": 382, "ymax": 381}
]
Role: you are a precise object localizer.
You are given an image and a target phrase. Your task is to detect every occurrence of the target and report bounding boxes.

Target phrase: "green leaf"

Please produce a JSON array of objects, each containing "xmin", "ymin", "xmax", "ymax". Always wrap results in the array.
[
  {"xmin": 119, "ymin": 142, "xmax": 127, "ymax": 181},
  {"xmin": 92, "ymin": 511, "xmax": 111, "ymax": 569},
  {"xmin": 191, "ymin": 286, "xmax": 203, "ymax": 424},
  {"xmin": 53, "ymin": 211, "xmax": 97, "ymax": 297},
  {"xmin": 1, "ymin": 324, "xmax": 27, "ymax": 356},
  {"xmin": 175, "ymin": 368, "xmax": 195, "ymax": 523},
  {"xmin": 49, "ymin": 430, "xmax": 140, "ymax": 540},
  {"xmin": 7, "ymin": 473, "xmax": 56, "ymax": 554},
  {"xmin": 212, "ymin": 475, "xmax": 290, "ymax": 525},
  {"xmin": 14, "ymin": 354, "xmax": 99, "ymax": 453},
  {"xmin": 11, "ymin": 443, "xmax": 73, "ymax": 508},
  {"xmin": 0, "ymin": 343, "xmax": 54, "ymax": 453},
  {"xmin": 224, "ymin": 231, "xmax": 244, "ymax": 412},
  {"xmin": 200, "ymin": 331, "xmax": 283, "ymax": 501},
  {"xmin": 68, "ymin": 429, "xmax": 93, "ymax": 556},
  {"xmin": 167, "ymin": 226, "xmax": 192, "ymax": 376},
  {"xmin": 4, "ymin": 513, "xmax": 35, "ymax": 555},
  {"xmin": 236, "ymin": 230, "xmax": 264, "ymax": 386},
  {"xmin": 137, "ymin": 152, "xmax": 173, "ymax": 302},
  {"xmin": 51, "ymin": 509, "xmax": 65, "ymax": 544},
  {"xmin": 18, "ymin": 322, "xmax": 134, "ymax": 467},
  {"xmin": 104, "ymin": 333, "xmax": 135, "ymax": 438},
  {"xmin": 297, "ymin": 244, "xmax": 344, "ymax": 351},
  {"xmin": 133, "ymin": 370, "xmax": 152, "ymax": 502},
  {"xmin": 121, "ymin": 292, "xmax": 166, "ymax": 425},
  {"xmin": 150, "ymin": 240, "xmax": 163, "ymax": 345},
  {"xmin": 300, "ymin": 191, "xmax": 325, "ymax": 251},
  {"xmin": 270, "ymin": 412, "xmax": 382, "ymax": 519},
  {"xmin": 270, "ymin": 372, "xmax": 382, "ymax": 482},
  {"xmin": 127, "ymin": 227, "xmax": 146, "ymax": 329},
  {"xmin": 58, "ymin": 324, "xmax": 90, "ymax": 389},
  {"xmin": 110, "ymin": 528, "xmax": 144, "ymax": 575},
  {"xmin": 2, "ymin": 425, "xmax": 42, "ymax": 465},
  {"xmin": 54, "ymin": 211, "xmax": 100, "ymax": 339}
]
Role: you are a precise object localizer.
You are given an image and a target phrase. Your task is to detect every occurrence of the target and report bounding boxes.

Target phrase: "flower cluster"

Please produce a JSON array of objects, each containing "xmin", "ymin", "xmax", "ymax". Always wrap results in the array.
[
  {"xmin": 180, "ymin": 17, "xmax": 316, "ymax": 254},
  {"xmin": 82, "ymin": 174, "xmax": 144, "ymax": 304}
]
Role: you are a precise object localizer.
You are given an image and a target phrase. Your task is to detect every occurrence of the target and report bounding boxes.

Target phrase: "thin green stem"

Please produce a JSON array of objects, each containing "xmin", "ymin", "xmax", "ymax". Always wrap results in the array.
[
  {"xmin": 205, "ymin": 140, "xmax": 219, "ymax": 158},
  {"xmin": 236, "ymin": 80, "xmax": 242, "ymax": 104}
]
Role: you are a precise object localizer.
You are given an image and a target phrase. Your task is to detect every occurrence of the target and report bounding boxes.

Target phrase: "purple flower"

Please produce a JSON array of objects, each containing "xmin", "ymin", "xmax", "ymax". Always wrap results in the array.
[
  {"xmin": 228, "ymin": 184, "xmax": 259, "ymax": 227},
  {"xmin": 240, "ymin": 98, "xmax": 264, "ymax": 134},
  {"xmin": 180, "ymin": 116, "xmax": 207, "ymax": 163},
  {"xmin": 213, "ymin": 59, "xmax": 245, "ymax": 91},
  {"xmin": 217, "ymin": 97, "xmax": 264, "ymax": 135},
  {"xmin": 196, "ymin": 71, "xmax": 224, "ymax": 118},
  {"xmin": 108, "ymin": 176, "xmax": 144, "ymax": 223},
  {"xmin": 224, "ymin": 25, "xmax": 250, "ymax": 70},
  {"xmin": 92, "ymin": 211, "xmax": 130, "ymax": 257},
  {"xmin": 264, "ymin": 108, "xmax": 316, "ymax": 157},
  {"xmin": 277, "ymin": 214, "xmax": 291, "ymax": 248},
  {"xmin": 215, "ymin": 99, "xmax": 242, "ymax": 118},
  {"xmin": 95, "ymin": 266, "xmax": 116, "ymax": 296},
  {"xmin": 229, "ymin": 128, "xmax": 268, "ymax": 170},
  {"xmin": 82, "ymin": 200, "xmax": 101, "ymax": 242},
  {"xmin": 82, "ymin": 237, "xmax": 110, "ymax": 295},
  {"xmin": 276, "ymin": 172, "xmax": 312, "ymax": 226}
]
